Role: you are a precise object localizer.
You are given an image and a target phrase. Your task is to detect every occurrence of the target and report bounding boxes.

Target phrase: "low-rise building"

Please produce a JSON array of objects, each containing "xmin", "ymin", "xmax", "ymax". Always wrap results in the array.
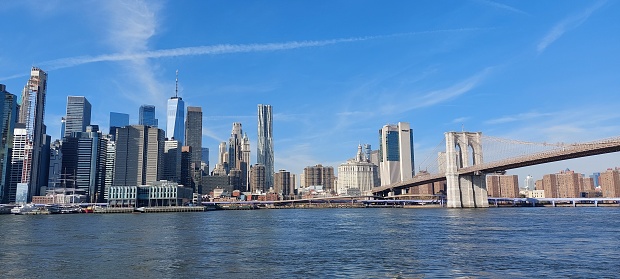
[{"xmin": 107, "ymin": 180, "xmax": 193, "ymax": 207}]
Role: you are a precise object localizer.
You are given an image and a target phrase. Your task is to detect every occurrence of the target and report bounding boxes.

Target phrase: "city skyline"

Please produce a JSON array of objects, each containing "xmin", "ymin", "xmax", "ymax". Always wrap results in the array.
[{"xmin": 1, "ymin": 1, "xmax": 619, "ymax": 180}]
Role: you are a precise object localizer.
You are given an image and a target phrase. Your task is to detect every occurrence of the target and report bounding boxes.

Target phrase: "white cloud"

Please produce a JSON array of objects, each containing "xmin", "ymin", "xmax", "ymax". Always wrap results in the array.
[
  {"xmin": 485, "ymin": 112, "xmax": 554, "ymax": 125},
  {"xmin": 381, "ymin": 67, "xmax": 493, "ymax": 114},
  {"xmin": 451, "ymin": 117, "xmax": 471, "ymax": 124},
  {"xmin": 537, "ymin": 0, "xmax": 607, "ymax": 53},
  {"xmin": 35, "ymin": 28, "xmax": 489, "ymax": 70},
  {"xmin": 476, "ymin": 0, "xmax": 529, "ymax": 16}
]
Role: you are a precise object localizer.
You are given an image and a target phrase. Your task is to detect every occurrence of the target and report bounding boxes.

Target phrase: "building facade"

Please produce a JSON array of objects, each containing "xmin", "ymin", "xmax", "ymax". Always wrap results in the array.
[
  {"xmin": 303, "ymin": 164, "xmax": 335, "ymax": 192},
  {"xmin": 163, "ymin": 139, "xmax": 181, "ymax": 183},
  {"xmin": 337, "ymin": 145, "xmax": 379, "ymax": 196},
  {"xmin": 185, "ymin": 106, "xmax": 202, "ymax": 168},
  {"xmin": 600, "ymin": 168, "xmax": 620, "ymax": 197},
  {"xmin": 257, "ymin": 104, "xmax": 274, "ymax": 191},
  {"xmin": 274, "ymin": 169, "xmax": 294, "ymax": 197},
  {"xmin": 250, "ymin": 164, "xmax": 266, "ymax": 193},
  {"xmin": 61, "ymin": 126, "xmax": 107, "ymax": 202},
  {"xmin": 109, "ymin": 112, "xmax": 129, "ymax": 139},
  {"xmin": 113, "ymin": 125, "xmax": 164, "ymax": 187},
  {"xmin": 486, "ymin": 174, "xmax": 519, "ymax": 198},
  {"xmin": 11, "ymin": 67, "xmax": 48, "ymax": 201},
  {"xmin": 0, "ymin": 85, "xmax": 17, "ymax": 203},
  {"xmin": 537, "ymin": 169, "xmax": 592, "ymax": 198},
  {"xmin": 64, "ymin": 96, "xmax": 92, "ymax": 138},
  {"xmin": 379, "ymin": 122, "xmax": 414, "ymax": 186},
  {"xmin": 167, "ymin": 96, "xmax": 185, "ymax": 143},
  {"xmin": 139, "ymin": 105, "xmax": 158, "ymax": 127}
]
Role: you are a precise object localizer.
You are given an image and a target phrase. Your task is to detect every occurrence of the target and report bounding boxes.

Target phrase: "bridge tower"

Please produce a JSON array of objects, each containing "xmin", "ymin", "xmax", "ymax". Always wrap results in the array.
[{"xmin": 445, "ymin": 132, "xmax": 488, "ymax": 208}]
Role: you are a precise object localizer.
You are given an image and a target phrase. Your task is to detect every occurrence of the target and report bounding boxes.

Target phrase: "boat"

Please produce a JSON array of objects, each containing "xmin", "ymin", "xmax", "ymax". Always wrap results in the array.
[{"xmin": 11, "ymin": 204, "xmax": 59, "ymax": 215}]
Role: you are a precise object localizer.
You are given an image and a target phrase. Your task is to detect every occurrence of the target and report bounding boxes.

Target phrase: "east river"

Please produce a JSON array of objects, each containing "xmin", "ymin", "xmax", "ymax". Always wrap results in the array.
[{"xmin": 1, "ymin": 207, "xmax": 619, "ymax": 278}]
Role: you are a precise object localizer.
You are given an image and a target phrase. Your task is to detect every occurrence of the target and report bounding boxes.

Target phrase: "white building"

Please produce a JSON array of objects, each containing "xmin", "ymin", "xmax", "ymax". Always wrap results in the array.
[
  {"xmin": 338, "ymin": 144, "xmax": 379, "ymax": 196},
  {"xmin": 379, "ymin": 122, "xmax": 414, "ymax": 186}
]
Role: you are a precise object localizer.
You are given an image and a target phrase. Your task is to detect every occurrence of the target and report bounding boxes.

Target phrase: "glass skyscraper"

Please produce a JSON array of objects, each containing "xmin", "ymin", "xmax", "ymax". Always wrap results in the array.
[
  {"xmin": 11, "ymin": 67, "xmax": 47, "ymax": 201},
  {"xmin": 378, "ymin": 122, "xmax": 414, "ymax": 186},
  {"xmin": 109, "ymin": 112, "xmax": 129, "ymax": 139},
  {"xmin": 139, "ymin": 105, "xmax": 158, "ymax": 127},
  {"xmin": 64, "ymin": 96, "xmax": 92, "ymax": 138},
  {"xmin": 257, "ymin": 104, "xmax": 274, "ymax": 190},
  {"xmin": 110, "ymin": 112, "xmax": 129, "ymax": 128},
  {"xmin": 0, "ymin": 85, "xmax": 17, "ymax": 203},
  {"xmin": 185, "ymin": 106, "xmax": 202, "ymax": 166},
  {"xmin": 167, "ymin": 97, "xmax": 184, "ymax": 142}
]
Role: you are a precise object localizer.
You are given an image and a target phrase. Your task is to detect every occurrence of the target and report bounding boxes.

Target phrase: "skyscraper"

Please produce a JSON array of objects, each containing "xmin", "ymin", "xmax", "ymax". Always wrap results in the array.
[
  {"xmin": 257, "ymin": 104, "xmax": 274, "ymax": 190},
  {"xmin": 64, "ymin": 96, "xmax": 92, "ymax": 138},
  {"xmin": 379, "ymin": 122, "xmax": 414, "ymax": 186},
  {"xmin": 185, "ymin": 106, "xmax": 202, "ymax": 167},
  {"xmin": 242, "ymin": 134, "xmax": 250, "ymax": 190},
  {"xmin": 167, "ymin": 71, "xmax": 184, "ymax": 143},
  {"xmin": 303, "ymin": 164, "xmax": 335, "ymax": 192},
  {"xmin": 109, "ymin": 112, "xmax": 129, "ymax": 138},
  {"xmin": 139, "ymin": 105, "xmax": 158, "ymax": 127},
  {"xmin": 61, "ymin": 125, "xmax": 107, "ymax": 202},
  {"xmin": 201, "ymin": 147, "xmax": 209, "ymax": 173},
  {"xmin": 0, "ymin": 85, "xmax": 17, "ymax": 203},
  {"xmin": 228, "ymin": 123, "xmax": 249, "ymax": 190},
  {"xmin": 250, "ymin": 164, "xmax": 266, "ymax": 193},
  {"xmin": 113, "ymin": 125, "xmax": 164, "ymax": 187},
  {"xmin": 163, "ymin": 139, "xmax": 181, "ymax": 183},
  {"xmin": 274, "ymin": 169, "xmax": 294, "ymax": 197},
  {"xmin": 11, "ymin": 67, "xmax": 48, "ymax": 201}
]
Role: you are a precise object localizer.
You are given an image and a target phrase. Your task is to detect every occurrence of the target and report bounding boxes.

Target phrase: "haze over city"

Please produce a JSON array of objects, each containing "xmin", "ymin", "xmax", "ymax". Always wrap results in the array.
[{"xmin": 1, "ymin": 0, "xmax": 619, "ymax": 181}]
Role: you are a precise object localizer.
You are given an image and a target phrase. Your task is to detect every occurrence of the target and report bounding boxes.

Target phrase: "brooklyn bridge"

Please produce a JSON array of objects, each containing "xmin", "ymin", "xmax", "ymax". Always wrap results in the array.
[{"xmin": 371, "ymin": 132, "xmax": 620, "ymax": 208}]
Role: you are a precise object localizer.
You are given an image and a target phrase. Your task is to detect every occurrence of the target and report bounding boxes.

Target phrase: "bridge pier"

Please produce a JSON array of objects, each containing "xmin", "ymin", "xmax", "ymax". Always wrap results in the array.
[{"xmin": 445, "ymin": 132, "xmax": 489, "ymax": 208}]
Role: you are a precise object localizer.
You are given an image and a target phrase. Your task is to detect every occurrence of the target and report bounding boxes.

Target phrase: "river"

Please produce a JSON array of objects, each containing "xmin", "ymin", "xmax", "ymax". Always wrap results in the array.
[{"xmin": 1, "ymin": 207, "xmax": 619, "ymax": 278}]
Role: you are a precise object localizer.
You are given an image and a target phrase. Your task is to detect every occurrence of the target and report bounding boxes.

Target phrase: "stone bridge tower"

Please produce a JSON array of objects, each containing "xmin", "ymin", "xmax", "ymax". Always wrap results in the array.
[{"xmin": 445, "ymin": 132, "xmax": 488, "ymax": 208}]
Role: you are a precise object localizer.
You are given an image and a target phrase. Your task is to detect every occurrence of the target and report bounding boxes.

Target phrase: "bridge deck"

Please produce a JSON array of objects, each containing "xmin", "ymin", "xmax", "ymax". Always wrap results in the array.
[{"xmin": 373, "ymin": 138, "xmax": 620, "ymax": 194}]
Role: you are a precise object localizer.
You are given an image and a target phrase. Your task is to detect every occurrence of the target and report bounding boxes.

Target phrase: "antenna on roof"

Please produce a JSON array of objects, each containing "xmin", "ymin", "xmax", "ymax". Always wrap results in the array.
[{"xmin": 175, "ymin": 69, "xmax": 179, "ymax": 98}]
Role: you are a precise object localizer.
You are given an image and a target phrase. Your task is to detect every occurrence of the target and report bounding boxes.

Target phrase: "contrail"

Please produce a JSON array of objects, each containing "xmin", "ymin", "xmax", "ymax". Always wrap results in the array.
[{"xmin": 1, "ymin": 28, "xmax": 490, "ymax": 81}]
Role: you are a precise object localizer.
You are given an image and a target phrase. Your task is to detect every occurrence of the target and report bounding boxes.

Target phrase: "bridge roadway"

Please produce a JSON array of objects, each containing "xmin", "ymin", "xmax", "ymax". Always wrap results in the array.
[{"xmin": 372, "ymin": 137, "xmax": 620, "ymax": 195}]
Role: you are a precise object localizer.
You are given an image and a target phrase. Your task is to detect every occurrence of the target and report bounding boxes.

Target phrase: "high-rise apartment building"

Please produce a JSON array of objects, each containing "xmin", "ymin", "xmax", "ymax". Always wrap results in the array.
[
  {"xmin": 250, "ymin": 164, "xmax": 266, "ymax": 193},
  {"xmin": 337, "ymin": 145, "xmax": 379, "ymax": 196},
  {"xmin": 537, "ymin": 169, "xmax": 591, "ymax": 198},
  {"xmin": 303, "ymin": 164, "xmax": 335, "ymax": 192},
  {"xmin": 139, "ymin": 105, "xmax": 158, "ymax": 127},
  {"xmin": 257, "ymin": 104, "xmax": 274, "ymax": 190},
  {"xmin": 10, "ymin": 67, "xmax": 48, "ymax": 202},
  {"xmin": 379, "ymin": 122, "xmax": 414, "ymax": 186},
  {"xmin": 61, "ymin": 126, "xmax": 107, "ymax": 202},
  {"xmin": 113, "ymin": 125, "xmax": 164, "ymax": 186},
  {"xmin": 486, "ymin": 174, "xmax": 519, "ymax": 198},
  {"xmin": 0, "ymin": 85, "xmax": 17, "ymax": 203},
  {"xmin": 274, "ymin": 169, "xmax": 294, "ymax": 197},
  {"xmin": 185, "ymin": 106, "xmax": 202, "ymax": 168},
  {"xmin": 599, "ymin": 168, "xmax": 620, "ymax": 197},
  {"xmin": 64, "ymin": 96, "xmax": 91, "ymax": 138}
]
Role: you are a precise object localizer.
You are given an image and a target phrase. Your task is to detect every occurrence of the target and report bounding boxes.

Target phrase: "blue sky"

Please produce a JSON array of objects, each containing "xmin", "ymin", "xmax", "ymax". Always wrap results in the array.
[{"xmin": 1, "ymin": 0, "xmax": 619, "ymax": 184}]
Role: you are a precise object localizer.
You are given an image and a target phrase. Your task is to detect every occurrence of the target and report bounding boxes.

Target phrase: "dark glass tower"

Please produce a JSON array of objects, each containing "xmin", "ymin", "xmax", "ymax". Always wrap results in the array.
[
  {"xmin": 139, "ymin": 105, "xmax": 158, "ymax": 127},
  {"xmin": 64, "ymin": 96, "xmax": 92, "ymax": 138}
]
